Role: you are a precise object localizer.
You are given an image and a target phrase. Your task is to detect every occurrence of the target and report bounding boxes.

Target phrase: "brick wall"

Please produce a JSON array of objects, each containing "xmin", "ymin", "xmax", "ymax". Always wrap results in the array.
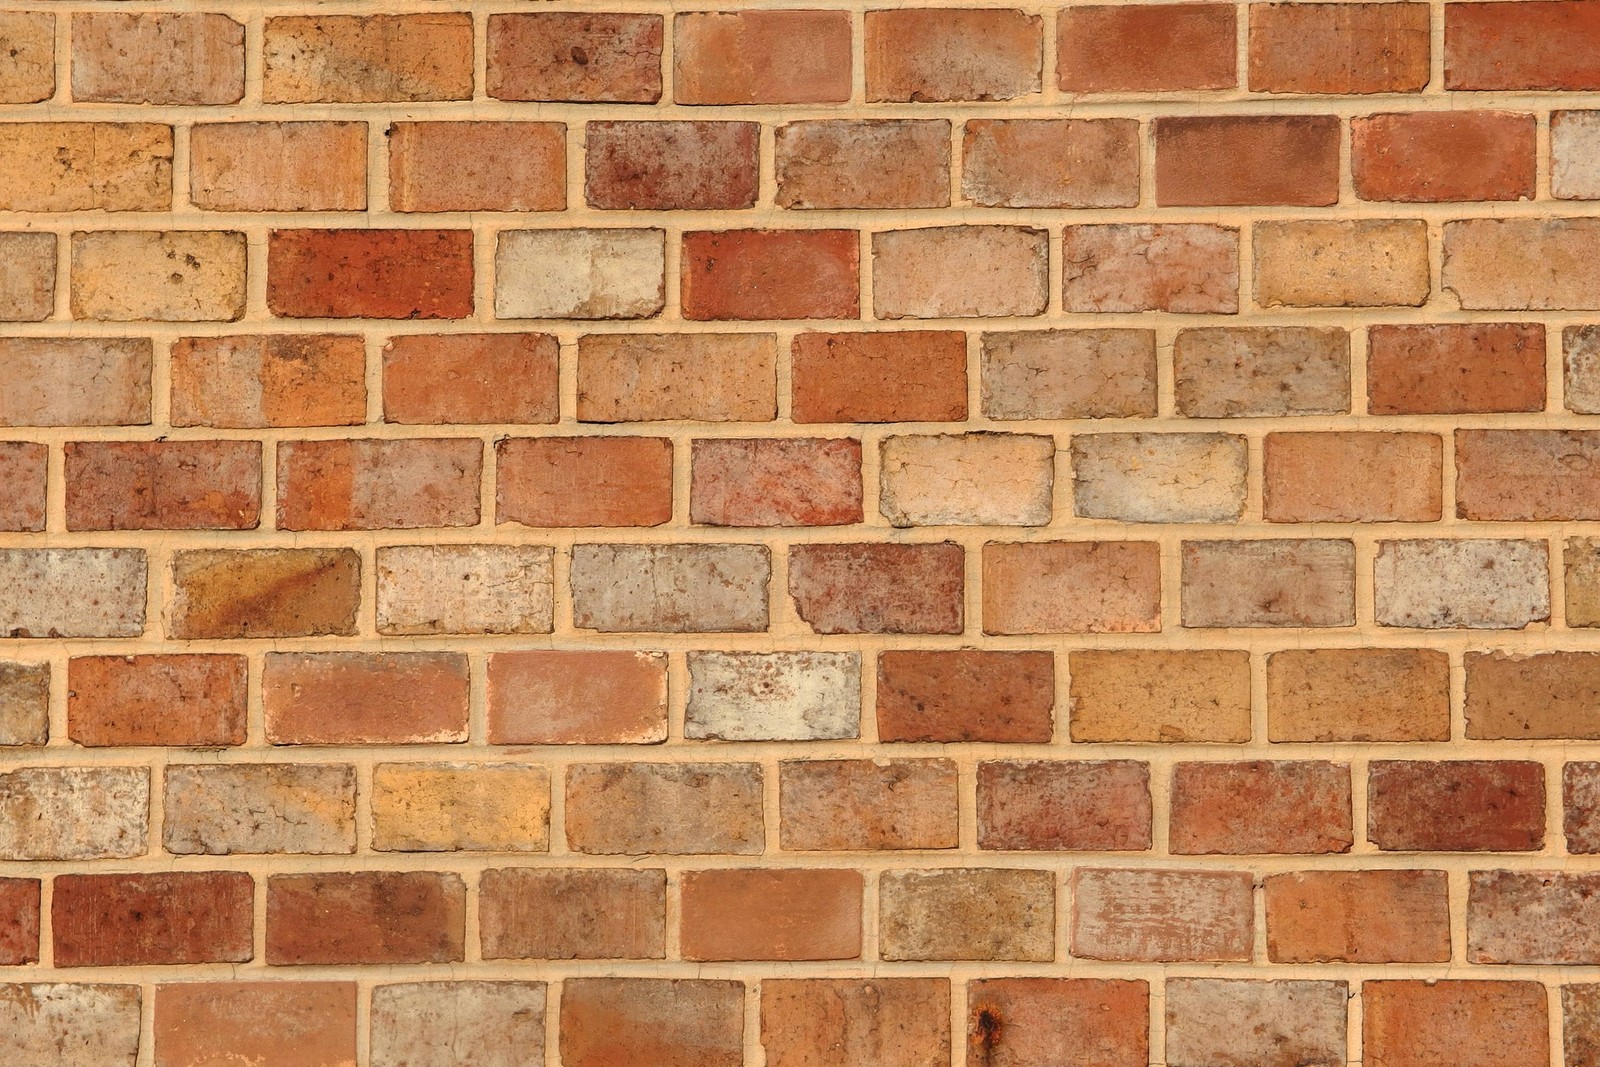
[{"xmin": 3, "ymin": 1, "xmax": 1600, "ymax": 1064}]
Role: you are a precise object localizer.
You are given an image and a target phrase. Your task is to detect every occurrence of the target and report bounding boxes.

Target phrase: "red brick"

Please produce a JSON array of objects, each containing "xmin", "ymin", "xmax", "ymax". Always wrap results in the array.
[
  {"xmin": 72, "ymin": 12, "xmax": 243, "ymax": 105},
  {"xmin": 984, "ymin": 541, "xmax": 1162, "ymax": 635},
  {"xmin": 562, "ymin": 979, "xmax": 744, "ymax": 1067},
  {"xmin": 267, "ymin": 871, "xmax": 465, "ymax": 965},
  {"xmin": 675, "ymin": 11, "xmax": 850, "ymax": 104},
  {"xmin": 1446, "ymin": 0, "xmax": 1600, "ymax": 90},
  {"xmin": 578, "ymin": 333, "xmax": 777, "ymax": 423},
  {"xmin": 789, "ymin": 542, "xmax": 964, "ymax": 635},
  {"xmin": 1058, "ymin": 4, "xmax": 1237, "ymax": 92},
  {"xmin": 0, "ymin": 442, "xmax": 45, "ymax": 533},
  {"xmin": 383, "ymin": 333, "xmax": 557, "ymax": 426},
  {"xmin": 390, "ymin": 121, "xmax": 565, "ymax": 212},
  {"xmin": 267, "ymin": 229, "xmax": 474, "ymax": 320},
  {"xmin": 1062, "ymin": 224, "xmax": 1239, "ymax": 314},
  {"xmin": 0, "ymin": 879, "xmax": 38, "ymax": 965},
  {"xmin": 876, "ymin": 650, "xmax": 1053, "ymax": 743},
  {"xmin": 682, "ymin": 230, "xmax": 859, "ymax": 321},
  {"xmin": 154, "ymin": 983, "xmax": 356, "ymax": 1067},
  {"xmin": 681, "ymin": 869, "xmax": 862, "ymax": 961},
  {"xmin": 277, "ymin": 438, "xmax": 481, "ymax": 531},
  {"xmin": 1368, "ymin": 760, "xmax": 1545, "ymax": 852},
  {"xmin": 764, "ymin": 978, "xmax": 951, "ymax": 1067},
  {"xmin": 171, "ymin": 335, "xmax": 366, "ymax": 429},
  {"xmin": 565, "ymin": 762, "xmax": 764, "ymax": 855},
  {"xmin": 791, "ymin": 331, "xmax": 967, "ymax": 423},
  {"xmin": 263, "ymin": 651, "xmax": 469, "ymax": 745},
  {"xmin": 1364, "ymin": 980, "xmax": 1549, "ymax": 1067},
  {"xmin": 488, "ymin": 13, "xmax": 662, "ymax": 103},
  {"xmin": 778, "ymin": 758, "xmax": 958, "ymax": 850},
  {"xmin": 1567, "ymin": 762, "xmax": 1600, "ymax": 853},
  {"xmin": 1354, "ymin": 112, "xmax": 1536, "ymax": 202},
  {"xmin": 1155, "ymin": 116, "xmax": 1340, "ymax": 207},
  {"xmin": 64, "ymin": 440, "xmax": 259, "ymax": 531},
  {"xmin": 67, "ymin": 654, "xmax": 245, "ymax": 748},
  {"xmin": 1457, "ymin": 430, "xmax": 1600, "ymax": 521},
  {"xmin": 963, "ymin": 118, "xmax": 1137, "ymax": 208},
  {"xmin": 776, "ymin": 120, "xmax": 951, "ymax": 210},
  {"xmin": 1171, "ymin": 761, "xmax": 1353, "ymax": 855},
  {"xmin": 190, "ymin": 122, "xmax": 366, "ymax": 212},
  {"xmin": 480, "ymin": 867, "xmax": 666, "ymax": 960},
  {"xmin": 488, "ymin": 650, "xmax": 668, "ymax": 745},
  {"xmin": 1264, "ymin": 432, "xmax": 1442, "ymax": 522},
  {"xmin": 1265, "ymin": 870, "xmax": 1452, "ymax": 963},
  {"xmin": 497, "ymin": 436, "xmax": 672, "ymax": 528},
  {"xmin": 968, "ymin": 978, "xmax": 1148, "ymax": 1067},
  {"xmin": 587, "ymin": 121, "xmax": 758, "ymax": 210},
  {"xmin": 1250, "ymin": 3, "xmax": 1431, "ymax": 94},
  {"xmin": 978, "ymin": 760, "xmax": 1150, "ymax": 851},
  {"xmin": 53, "ymin": 872, "xmax": 253, "ymax": 967},
  {"xmin": 263, "ymin": 14, "xmax": 471, "ymax": 102},
  {"xmin": 1071, "ymin": 868, "xmax": 1254, "ymax": 962},
  {"xmin": 1368, "ymin": 323, "xmax": 1545, "ymax": 414},
  {"xmin": 866, "ymin": 9, "xmax": 1041, "ymax": 102},
  {"xmin": 691, "ymin": 438, "xmax": 861, "ymax": 527},
  {"xmin": 1469, "ymin": 870, "xmax": 1600, "ymax": 964}
]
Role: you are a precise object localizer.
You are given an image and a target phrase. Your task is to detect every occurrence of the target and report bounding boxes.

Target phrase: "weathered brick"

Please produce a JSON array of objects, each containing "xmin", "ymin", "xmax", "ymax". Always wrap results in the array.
[
  {"xmin": 1267, "ymin": 648, "xmax": 1451, "ymax": 742},
  {"xmin": 65, "ymin": 440, "xmax": 260, "ymax": 531},
  {"xmin": 1374, "ymin": 538, "xmax": 1549, "ymax": 629},
  {"xmin": 1250, "ymin": 2, "xmax": 1430, "ymax": 93},
  {"xmin": 488, "ymin": 650, "xmax": 668, "ymax": 745},
  {"xmin": 1166, "ymin": 979, "xmax": 1348, "ymax": 1067},
  {"xmin": 0, "ymin": 442, "xmax": 45, "ymax": 533},
  {"xmin": 1070, "ymin": 650, "xmax": 1252, "ymax": 743},
  {"xmin": 1570, "ymin": 325, "xmax": 1600, "ymax": 412},
  {"xmin": 487, "ymin": 13, "xmax": 663, "ymax": 103},
  {"xmin": 964, "ymin": 119, "xmax": 1138, "ymax": 208},
  {"xmin": 880, "ymin": 868, "xmax": 1054, "ymax": 961},
  {"xmin": 764, "ymin": 978, "xmax": 951, "ymax": 1067},
  {"xmin": 565, "ymin": 762, "xmax": 763, "ymax": 855},
  {"xmin": 1553, "ymin": 111, "xmax": 1600, "ymax": 199},
  {"xmin": 1073, "ymin": 433, "xmax": 1246, "ymax": 523},
  {"xmin": 676, "ymin": 11, "xmax": 850, "ymax": 104},
  {"xmin": 1155, "ymin": 116, "xmax": 1339, "ymax": 206},
  {"xmin": 562, "ymin": 979, "xmax": 744, "ymax": 1067},
  {"xmin": 681, "ymin": 869, "xmax": 862, "ymax": 961},
  {"xmin": 983, "ymin": 329, "xmax": 1156, "ymax": 420},
  {"xmin": 497, "ymin": 228, "xmax": 663, "ymax": 320},
  {"xmin": 172, "ymin": 335, "xmax": 366, "ymax": 428},
  {"xmin": 268, "ymin": 229, "xmax": 474, "ymax": 319},
  {"xmin": 984, "ymin": 541, "xmax": 1160, "ymax": 635},
  {"xmin": 277, "ymin": 438, "xmax": 481, "ymax": 530},
  {"xmin": 499, "ymin": 437, "xmax": 672, "ymax": 529},
  {"xmin": 1443, "ymin": 217, "xmax": 1600, "ymax": 309},
  {"xmin": 1458, "ymin": 430, "xmax": 1600, "ymax": 519},
  {"xmin": 155, "ymin": 983, "xmax": 356, "ymax": 1067},
  {"xmin": 1174, "ymin": 326, "xmax": 1350, "ymax": 417},
  {"xmin": 692, "ymin": 438, "xmax": 862, "ymax": 527},
  {"xmin": 684, "ymin": 229, "xmax": 859, "ymax": 321},
  {"xmin": 67, "ymin": 654, "xmax": 246, "ymax": 748},
  {"xmin": 1354, "ymin": 111, "xmax": 1536, "ymax": 202},
  {"xmin": 1181, "ymin": 539, "xmax": 1356, "ymax": 628},
  {"xmin": 391, "ymin": 121, "xmax": 564, "ymax": 213},
  {"xmin": 777, "ymin": 120, "xmax": 951, "ymax": 209},
  {"xmin": 874, "ymin": 226, "xmax": 1048, "ymax": 318},
  {"xmin": 0, "ymin": 123, "xmax": 170, "ymax": 212},
  {"xmin": 0, "ymin": 767, "xmax": 147, "ymax": 860},
  {"xmin": 0, "ymin": 879, "xmax": 39, "ymax": 965},
  {"xmin": 1363, "ymin": 980, "xmax": 1549, "ymax": 1067},
  {"xmin": 578, "ymin": 333, "xmax": 777, "ymax": 422},
  {"xmin": 53, "ymin": 871, "xmax": 253, "ymax": 967},
  {"xmin": 72, "ymin": 231, "xmax": 245, "ymax": 322},
  {"xmin": 0, "ymin": 548, "xmax": 147, "ymax": 639},
  {"xmin": 968, "ymin": 978, "xmax": 1148, "ymax": 1067},
  {"xmin": 169, "ymin": 548, "xmax": 360, "ymax": 639},
  {"xmin": 0, "ymin": 232, "xmax": 55, "ymax": 321},
  {"xmin": 1170, "ymin": 761, "xmax": 1353, "ymax": 855},
  {"xmin": 586, "ymin": 121, "xmax": 757, "ymax": 210},
  {"xmin": 1466, "ymin": 651, "xmax": 1600, "ymax": 739},
  {"xmin": 72, "ymin": 13, "xmax": 242, "ymax": 104},
  {"xmin": 191, "ymin": 122, "xmax": 367, "ymax": 212},
  {"xmin": 878, "ymin": 650, "xmax": 1053, "ymax": 743},
  {"xmin": 263, "ymin": 652, "xmax": 469, "ymax": 745},
  {"xmin": 1469, "ymin": 870, "xmax": 1600, "ymax": 964},
  {"xmin": 572, "ymin": 543, "xmax": 769, "ymax": 632},
  {"xmin": 978, "ymin": 760, "xmax": 1150, "ymax": 851},
  {"xmin": 779, "ymin": 758, "xmax": 958, "ymax": 850},
  {"xmin": 0, "ymin": 661, "xmax": 49, "ymax": 746},
  {"xmin": 384, "ymin": 333, "xmax": 557, "ymax": 426},
  {"xmin": 1567, "ymin": 986, "xmax": 1600, "ymax": 1067},
  {"xmin": 789, "ymin": 542, "xmax": 964, "ymax": 635},
  {"xmin": 372, "ymin": 982, "xmax": 544, "ymax": 1067},
  {"xmin": 1255, "ymin": 219, "xmax": 1430, "ymax": 307},
  {"xmin": 266, "ymin": 871, "xmax": 466, "ymax": 965},
  {"xmin": 163, "ymin": 764, "xmax": 356, "ymax": 856},
  {"xmin": 263, "ymin": 15, "xmax": 472, "ymax": 102},
  {"xmin": 1567, "ymin": 538, "xmax": 1600, "ymax": 625},
  {"xmin": 866, "ymin": 9, "xmax": 1041, "ymax": 102},
  {"xmin": 1265, "ymin": 870, "xmax": 1452, "ymax": 963},
  {"xmin": 792, "ymin": 331, "xmax": 967, "ymax": 423},
  {"xmin": 376, "ymin": 545, "xmax": 553, "ymax": 636},
  {"xmin": 882, "ymin": 433, "xmax": 1054, "ymax": 527},
  {"xmin": 1058, "ymin": 4, "xmax": 1236, "ymax": 92},
  {"xmin": 0, "ymin": 13, "xmax": 53, "ymax": 103},
  {"xmin": 0, "ymin": 984, "xmax": 140, "ymax": 1066},
  {"xmin": 687, "ymin": 651, "xmax": 860, "ymax": 741},
  {"xmin": 1368, "ymin": 760, "xmax": 1545, "ymax": 851},
  {"xmin": 1264, "ymin": 432, "xmax": 1442, "ymax": 522},
  {"xmin": 1072, "ymin": 868, "xmax": 1254, "ymax": 962},
  {"xmin": 1062, "ymin": 224, "xmax": 1238, "ymax": 314},
  {"xmin": 1568, "ymin": 762, "xmax": 1600, "ymax": 853},
  {"xmin": 1368, "ymin": 323, "xmax": 1546, "ymax": 414},
  {"xmin": 371, "ymin": 763, "xmax": 550, "ymax": 852},
  {"xmin": 480, "ymin": 867, "xmax": 666, "ymax": 960},
  {"xmin": 1445, "ymin": 0, "xmax": 1600, "ymax": 89}
]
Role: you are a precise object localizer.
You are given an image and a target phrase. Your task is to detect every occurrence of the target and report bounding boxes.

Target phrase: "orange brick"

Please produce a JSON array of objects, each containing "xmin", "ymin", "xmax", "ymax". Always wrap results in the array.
[
  {"xmin": 171, "ymin": 335, "xmax": 366, "ymax": 429},
  {"xmin": 1071, "ymin": 868, "xmax": 1254, "ymax": 962},
  {"xmin": 562, "ymin": 979, "xmax": 744, "ymax": 1067},
  {"xmin": 0, "ymin": 443, "xmax": 46, "ymax": 533},
  {"xmin": 874, "ymin": 226, "xmax": 1048, "ymax": 318},
  {"xmin": 488, "ymin": 13, "xmax": 662, "ymax": 103},
  {"xmin": 169, "ymin": 548, "xmax": 360, "ymax": 640},
  {"xmin": 1353, "ymin": 112, "xmax": 1536, "ymax": 202},
  {"xmin": 978, "ymin": 760, "xmax": 1151, "ymax": 851},
  {"xmin": 1267, "ymin": 648, "xmax": 1451, "ymax": 742},
  {"xmin": 878, "ymin": 650, "xmax": 1054, "ymax": 743},
  {"xmin": 0, "ymin": 13, "xmax": 53, "ymax": 103},
  {"xmin": 791, "ymin": 331, "xmax": 967, "ymax": 423},
  {"xmin": 866, "ymin": 9, "xmax": 1041, "ymax": 102},
  {"xmin": 266, "ymin": 871, "xmax": 465, "ymax": 965},
  {"xmin": 154, "ymin": 983, "xmax": 356, "ymax": 1067},
  {"xmin": 71, "ymin": 231, "xmax": 246, "ymax": 323},
  {"xmin": 1446, "ymin": 0, "xmax": 1600, "ymax": 89},
  {"xmin": 968, "ymin": 978, "xmax": 1148, "ymax": 1067},
  {"xmin": 778, "ymin": 758, "xmax": 958, "ymax": 850},
  {"xmin": 390, "ymin": 121, "xmax": 565, "ymax": 212},
  {"xmin": 267, "ymin": 229, "xmax": 474, "ymax": 320},
  {"xmin": 586, "ymin": 121, "xmax": 758, "ymax": 211},
  {"xmin": 263, "ymin": 651, "xmax": 469, "ymax": 745},
  {"xmin": 691, "ymin": 438, "xmax": 862, "ymax": 527},
  {"xmin": 578, "ymin": 333, "xmax": 777, "ymax": 422},
  {"xmin": 789, "ymin": 542, "xmax": 964, "ymax": 635},
  {"xmin": 264, "ymin": 15, "xmax": 472, "ymax": 102},
  {"xmin": 191, "ymin": 122, "xmax": 367, "ymax": 212},
  {"xmin": 1249, "ymin": 3, "xmax": 1431, "ymax": 94},
  {"xmin": 1170, "ymin": 761, "xmax": 1353, "ymax": 855},
  {"xmin": 983, "ymin": 541, "xmax": 1161, "ymax": 635},
  {"xmin": 53, "ymin": 872, "xmax": 253, "ymax": 966},
  {"xmin": 1443, "ymin": 217, "xmax": 1600, "ymax": 310},
  {"xmin": 1265, "ymin": 870, "xmax": 1451, "ymax": 963},
  {"xmin": 72, "ymin": 13, "xmax": 243, "ymax": 105},
  {"xmin": 1368, "ymin": 323, "xmax": 1545, "ymax": 414},
  {"xmin": 488, "ymin": 650, "xmax": 667, "ymax": 745},
  {"xmin": 383, "ymin": 334, "xmax": 558, "ymax": 426},
  {"xmin": 1058, "ymin": 4, "xmax": 1237, "ymax": 92},
  {"xmin": 0, "ymin": 231, "xmax": 55, "ymax": 321},
  {"xmin": 776, "ymin": 120, "xmax": 951, "ymax": 210},
  {"xmin": 1070, "ymin": 649, "xmax": 1252, "ymax": 744},
  {"xmin": 1364, "ymin": 980, "xmax": 1549, "ymax": 1067},
  {"xmin": 764, "ymin": 978, "xmax": 951, "ymax": 1067},
  {"xmin": 67, "ymin": 654, "xmax": 245, "ymax": 748},
  {"xmin": 680, "ymin": 869, "xmax": 862, "ymax": 961},
  {"xmin": 1155, "ymin": 116, "xmax": 1340, "ymax": 206},
  {"xmin": 1457, "ymin": 430, "xmax": 1600, "ymax": 520},
  {"xmin": 566, "ymin": 762, "xmax": 764, "ymax": 855},
  {"xmin": 964, "ymin": 119, "xmax": 1137, "ymax": 208},
  {"xmin": 1466, "ymin": 650, "xmax": 1600, "ymax": 739},
  {"xmin": 675, "ymin": 11, "xmax": 850, "ymax": 104},
  {"xmin": 497, "ymin": 437, "xmax": 673, "ymax": 528},
  {"xmin": 277, "ymin": 438, "xmax": 481, "ymax": 531},
  {"xmin": 64, "ymin": 440, "xmax": 260, "ymax": 531},
  {"xmin": 0, "ymin": 123, "xmax": 172, "ymax": 212},
  {"xmin": 1264, "ymin": 432, "xmax": 1443, "ymax": 522},
  {"xmin": 480, "ymin": 867, "xmax": 666, "ymax": 960},
  {"xmin": 682, "ymin": 230, "xmax": 860, "ymax": 321}
]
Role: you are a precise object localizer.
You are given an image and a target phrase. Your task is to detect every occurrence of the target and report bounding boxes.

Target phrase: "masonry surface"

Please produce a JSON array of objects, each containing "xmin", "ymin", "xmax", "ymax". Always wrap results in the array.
[{"xmin": 4, "ymin": 0, "xmax": 1600, "ymax": 1064}]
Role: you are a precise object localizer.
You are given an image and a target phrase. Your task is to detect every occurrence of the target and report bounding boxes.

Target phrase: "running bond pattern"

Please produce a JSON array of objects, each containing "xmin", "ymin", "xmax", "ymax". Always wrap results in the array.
[{"xmin": 5, "ymin": 1, "xmax": 1600, "ymax": 1065}]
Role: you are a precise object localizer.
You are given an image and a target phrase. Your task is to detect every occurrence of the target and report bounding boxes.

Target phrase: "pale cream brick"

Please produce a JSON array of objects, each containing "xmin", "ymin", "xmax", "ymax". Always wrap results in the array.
[
  {"xmin": 71, "ymin": 231, "xmax": 246, "ymax": 322},
  {"xmin": 372, "ymin": 982, "xmax": 545, "ymax": 1067},
  {"xmin": 1073, "ymin": 433, "xmax": 1247, "ymax": 523},
  {"xmin": 0, "ymin": 984, "xmax": 140, "ymax": 1066},
  {"xmin": 1375, "ymin": 539, "xmax": 1550, "ymax": 629},
  {"xmin": 686, "ymin": 651, "xmax": 861, "ymax": 741},
  {"xmin": 0, "ymin": 767, "xmax": 148, "ymax": 860},
  {"xmin": 163, "ymin": 764, "xmax": 356, "ymax": 856},
  {"xmin": 371, "ymin": 763, "xmax": 551, "ymax": 852},
  {"xmin": 0, "ymin": 662, "xmax": 48, "ymax": 746},
  {"xmin": 0, "ymin": 549, "xmax": 146, "ymax": 638},
  {"xmin": 495, "ymin": 229, "xmax": 665, "ymax": 320},
  {"xmin": 1166, "ymin": 980, "xmax": 1348, "ymax": 1067},
  {"xmin": 571, "ymin": 544, "xmax": 770, "ymax": 633},
  {"xmin": 880, "ymin": 433, "xmax": 1055, "ymax": 527},
  {"xmin": 376, "ymin": 545, "xmax": 554, "ymax": 636}
]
